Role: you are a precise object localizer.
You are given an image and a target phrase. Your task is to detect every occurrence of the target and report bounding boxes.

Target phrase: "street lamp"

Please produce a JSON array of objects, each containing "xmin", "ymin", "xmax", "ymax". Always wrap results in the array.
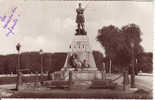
[
  {"xmin": 130, "ymin": 42, "xmax": 136, "ymax": 88},
  {"xmin": 16, "ymin": 43, "xmax": 21, "ymax": 90},
  {"xmin": 39, "ymin": 49, "xmax": 43, "ymax": 83},
  {"xmin": 16, "ymin": 43, "xmax": 21, "ymax": 70}
]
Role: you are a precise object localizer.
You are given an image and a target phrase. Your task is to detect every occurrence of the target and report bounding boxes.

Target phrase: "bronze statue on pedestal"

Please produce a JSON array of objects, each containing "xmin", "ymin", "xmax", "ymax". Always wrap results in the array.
[{"xmin": 75, "ymin": 3, "xmax": 87, "ymax": 35}]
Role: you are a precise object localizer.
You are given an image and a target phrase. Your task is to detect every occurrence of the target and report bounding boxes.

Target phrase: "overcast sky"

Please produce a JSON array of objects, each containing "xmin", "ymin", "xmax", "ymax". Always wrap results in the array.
[{"xmin": 0, "ymin": 0, "xmax": 153, "ymax": 55}]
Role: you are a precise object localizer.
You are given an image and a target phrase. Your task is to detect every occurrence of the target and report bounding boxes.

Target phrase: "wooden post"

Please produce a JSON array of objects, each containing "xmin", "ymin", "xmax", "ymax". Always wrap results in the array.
[
  {"xmin": 48, "ymin": 71, "xmax": 51, "ymax": 80},
  {"xmin": 69, "ymin": 71, "xmax": 72, "ymax": 89},
  {"xmin": 94, "ymin": 71, "xmax": 97, "ymax": 80},
  {"xmin": 123, "ymin": 71, "xmax": 128, "ymax": 91},
  {"xmin": 102, "ymin": 63, "xmax": 106, "ymax": 80},
  {"xmin": 48, "ymin": 54, "xmax": 52, "ymax": 80},
  {"xmin": 109, "ymin": 59, "xmax": 111, "ymax": 75}
]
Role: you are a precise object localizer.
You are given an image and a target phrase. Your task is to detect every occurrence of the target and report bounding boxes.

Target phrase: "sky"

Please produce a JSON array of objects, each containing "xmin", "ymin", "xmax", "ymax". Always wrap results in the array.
[{"xmin": 0, "ymin": 0, "xmax": 153, "ymax": 55}]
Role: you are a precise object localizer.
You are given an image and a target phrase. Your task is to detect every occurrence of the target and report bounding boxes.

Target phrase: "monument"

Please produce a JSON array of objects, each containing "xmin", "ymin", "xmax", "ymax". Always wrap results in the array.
[{"xmin": 61, "ymin": 3, "xmax": 102, "ymax": 81}]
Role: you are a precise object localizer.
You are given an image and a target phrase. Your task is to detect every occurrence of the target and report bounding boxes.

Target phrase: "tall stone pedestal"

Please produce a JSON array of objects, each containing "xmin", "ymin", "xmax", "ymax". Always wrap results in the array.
[{"xmin": 61, "ymin": 35, "xmax": 102, "ymax": 80}]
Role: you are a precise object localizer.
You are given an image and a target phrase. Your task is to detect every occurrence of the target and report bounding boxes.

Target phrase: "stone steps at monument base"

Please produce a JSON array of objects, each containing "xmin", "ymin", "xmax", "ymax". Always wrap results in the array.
[
  {"xmin": 63, "ymin": 70, "xmax": 102, "ymax": 81},
  {"xmin": 71, "ymin": 80, "xmax": 92, "ymax": 89}
]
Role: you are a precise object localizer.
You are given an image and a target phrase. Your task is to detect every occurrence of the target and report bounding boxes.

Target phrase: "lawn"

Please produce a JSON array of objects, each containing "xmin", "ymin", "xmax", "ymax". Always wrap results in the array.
[
  {"xmin": 0, "ymin": 73, "xmax": 152, "ymax": 99},
  {"xmin": 10, "ymin": 89, "xmax": 152, "ymax": 99}
]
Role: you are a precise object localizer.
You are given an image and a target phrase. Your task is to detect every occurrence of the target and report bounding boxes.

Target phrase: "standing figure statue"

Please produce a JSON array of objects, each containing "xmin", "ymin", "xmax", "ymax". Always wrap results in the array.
[{"xmin": 76, "ymin": 3, "xmax": 86, "ymax": 35}]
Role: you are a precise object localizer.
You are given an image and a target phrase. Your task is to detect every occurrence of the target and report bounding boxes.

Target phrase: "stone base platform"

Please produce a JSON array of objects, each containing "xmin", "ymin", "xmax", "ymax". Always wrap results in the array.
[
  {"xmin": 71, "ymin": 70, "xmax": 102, "ymax": 81},
  {"xmin": 60, "ymin": 68, "xmax": 102, "ymax": 81}
]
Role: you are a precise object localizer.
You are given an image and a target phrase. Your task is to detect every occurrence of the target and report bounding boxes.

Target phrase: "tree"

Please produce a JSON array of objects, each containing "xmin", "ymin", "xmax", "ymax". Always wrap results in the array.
[
  {"xmin": 97, "ymin": 25, "xmax": 121, "ymax": 60},
  {"xmin": 97, "ymin": 24, "xmax": 144, "ymax": 72},
  {"xmin": 122, "ymin": 24, "xmax": 144, "ymax": 88},
  {"xmin": 97, "ymin": 25, "xmax": 126, "ymax": 71},
  {"xmin": 121, "ymin": 24, "xmax": 143, "ymax": 58}
]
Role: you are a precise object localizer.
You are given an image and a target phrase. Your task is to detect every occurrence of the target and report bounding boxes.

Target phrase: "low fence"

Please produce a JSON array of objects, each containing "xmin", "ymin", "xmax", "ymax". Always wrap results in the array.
[
  {"xmin": 0, "ymin": 73, "xmax": 48, "ymax": 77},
  {"xmin": 0, "ymin": 74, "xmax": 49, "ymax": 85}
]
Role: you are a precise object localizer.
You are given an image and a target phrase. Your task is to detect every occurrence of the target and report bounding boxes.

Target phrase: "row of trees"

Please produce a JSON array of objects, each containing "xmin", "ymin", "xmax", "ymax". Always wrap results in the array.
[
  {"xmin": 0, "ymin": 50, "xmax": 152, "ymax": 74},
  {"xmin": 0, "ymin": 51, "xmax": 104, "ymax": 74},
  {"xmin": 0, "ymin": 52, "xmax": 66, "ymax": 74}
]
